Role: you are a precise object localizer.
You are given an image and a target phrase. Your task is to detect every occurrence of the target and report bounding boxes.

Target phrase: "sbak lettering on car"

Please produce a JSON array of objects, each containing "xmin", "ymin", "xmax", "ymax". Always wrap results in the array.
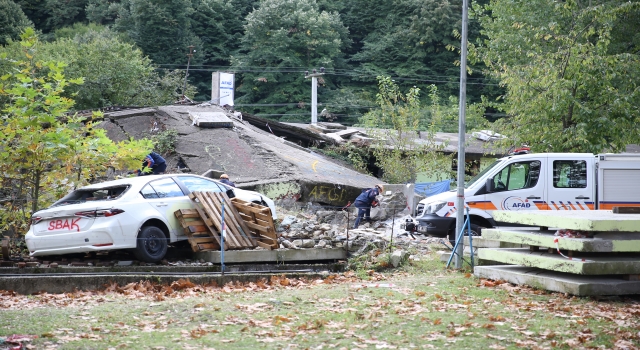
[
  {"xmin": 500, "ymin": 196, "xmax": 531, "ymax": 210},
  {"xmin": 48, "ymin": 218, "xmax": 82, "ymax": 232}
]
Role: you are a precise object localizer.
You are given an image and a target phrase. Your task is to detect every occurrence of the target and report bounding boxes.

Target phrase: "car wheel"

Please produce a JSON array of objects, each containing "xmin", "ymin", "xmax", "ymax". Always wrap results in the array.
[{"xmin": 134, "ymin": 226, "xmax": 168, "ymax": 263}]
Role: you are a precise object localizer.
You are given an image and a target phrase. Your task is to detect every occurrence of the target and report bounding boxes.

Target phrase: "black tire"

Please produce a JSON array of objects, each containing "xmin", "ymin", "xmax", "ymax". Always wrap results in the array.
[
  {"xmin": 468, "ymin": 224, "xmax": 483, "ymax": 237},
  {"xmin": 134, "ymin": 226, "xmax": 168, "ymax": 263}
]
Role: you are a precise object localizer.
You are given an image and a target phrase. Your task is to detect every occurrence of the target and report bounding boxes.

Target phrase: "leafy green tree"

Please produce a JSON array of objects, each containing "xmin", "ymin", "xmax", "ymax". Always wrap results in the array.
[
  {"xmin": 231, "ymin": 0, "xmax": 349, "ymax": 119},
  {"xmin": 187, "ymin": 0, "xmax": 254, "ymax": 100},
  {"xmin": 342, "ymin": 0, "xmax": 494, "ymax": 102},
  {"xmin": 360, "ymin": 76, "xmax": 452, "ymax": 183},
  {"xmin": 0, "ymin": 0, "xmax": 33, "ymax": 45},
  {"xmin": 1, "ymin": 26, "xmax": 191, "ymax": 109},
  {"xmin": 475, "ymin": 0, "xmax": 640, "ymax": 153},
  {"xmin": 13, "ymin": 0, "xmax": 48, "ymax": 32},
  {"xmin": 0, "ymin": 28, "xmax": 151, "ymax": 234},
  {"xmin": 44, "ymin": 0, "xmax": 88, "ymax": 30},
  {"xmin": 85, "ymin": 0, "xmax": 125, "ymax": 25},
  {"xmin": 115, "ymin": 0, "xmax": 202, "ymax": 66}
]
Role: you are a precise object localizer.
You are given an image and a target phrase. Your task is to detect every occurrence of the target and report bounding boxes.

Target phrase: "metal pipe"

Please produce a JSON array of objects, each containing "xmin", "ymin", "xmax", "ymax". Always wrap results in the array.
[{"xmin": 454, "ymin": 0, "xmax": 469, "ymax": 269}]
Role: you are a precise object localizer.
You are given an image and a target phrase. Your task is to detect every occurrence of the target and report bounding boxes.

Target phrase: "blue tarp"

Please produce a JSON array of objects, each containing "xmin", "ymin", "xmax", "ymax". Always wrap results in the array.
[{"xmin": 414, "ymin": 179, "xmax": 452, "ymax": 197}]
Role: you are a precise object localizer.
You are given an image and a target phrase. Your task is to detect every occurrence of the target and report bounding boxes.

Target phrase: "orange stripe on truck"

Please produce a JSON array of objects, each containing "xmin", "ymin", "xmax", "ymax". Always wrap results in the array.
[
  {"xmin": 467, "ymin": 201, "xmax": 497, "ymax": 210},
  {"xmin": 532, "ymin": 201, "xmax": 550, "ymax": 210}
]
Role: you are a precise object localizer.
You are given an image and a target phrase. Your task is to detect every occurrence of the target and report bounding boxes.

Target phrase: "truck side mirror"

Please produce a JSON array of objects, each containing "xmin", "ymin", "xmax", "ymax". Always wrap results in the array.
[
  {"xmin": 485, "ymin": 178, "xmax": 495, "ymax": 193},
  {"xmin": 226, "ymin": 188, "xmax": 236, "ymax": 199}
]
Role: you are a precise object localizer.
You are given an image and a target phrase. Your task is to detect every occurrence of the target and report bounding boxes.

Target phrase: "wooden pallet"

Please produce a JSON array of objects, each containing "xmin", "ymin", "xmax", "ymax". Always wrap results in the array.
[
  {"xmin": 230, "ymin": 198, "xmax": 278, "ymax": 249},
  {"xmin": 174, "ymin": 209, "xmax": 221, "ymax": 252},
  {"xmin": 189, "ymin": 191, "xmax": 258, "ymax": 250},
  {"xmin": 176, "ymin": 191, "xmax": 278, "ymax": 252}
]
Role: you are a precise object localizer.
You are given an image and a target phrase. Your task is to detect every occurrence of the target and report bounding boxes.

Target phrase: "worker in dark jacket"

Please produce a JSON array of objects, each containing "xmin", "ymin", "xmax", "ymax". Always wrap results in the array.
[
  {"xmin": 353, "ymin": 184, "xmax": 384, "ymax": 229},
  {"xmin": 219, "ymin": 174, "xmax": 236, "ymax": 187},
  {"xmin": 136, "ymin": 152, "xmax": 167, "ymax": 175}
]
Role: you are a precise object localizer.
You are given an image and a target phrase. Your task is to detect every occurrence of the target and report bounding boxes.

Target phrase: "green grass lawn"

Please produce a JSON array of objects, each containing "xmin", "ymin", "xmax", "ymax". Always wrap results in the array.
[{"xmin": 1, "ymin": 246, "xmax": 638, "ymax": 349}]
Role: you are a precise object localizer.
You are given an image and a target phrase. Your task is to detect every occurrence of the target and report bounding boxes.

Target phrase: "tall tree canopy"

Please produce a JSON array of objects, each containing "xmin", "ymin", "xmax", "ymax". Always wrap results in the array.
[
  {"xmin": 476, "ymin": 0, "xmax": 640, "ymax": 153},
  {"xmin": 0, "ymin": 0, "xmax": 32, "ymax": 45},
  {"xmin": 115, "ymin": 0, "xmax": 202, "ymax": 66},
  {"xmin": 231, "ymin": 0, "xmax": 350, "ymax": 119}
]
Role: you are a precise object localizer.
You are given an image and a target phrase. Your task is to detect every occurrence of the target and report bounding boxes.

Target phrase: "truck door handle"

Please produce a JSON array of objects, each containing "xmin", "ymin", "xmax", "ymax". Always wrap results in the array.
[
  {"xmin": 156, "ymin": 203, "xmax": 168, "ymax": 207},
  {"xmin": 575, "ymin": 195, "xmax": 590, "ymax": 199},
  {"xmin": 527, "ymin": 196, "xmax": 541, "ymax": 199}
]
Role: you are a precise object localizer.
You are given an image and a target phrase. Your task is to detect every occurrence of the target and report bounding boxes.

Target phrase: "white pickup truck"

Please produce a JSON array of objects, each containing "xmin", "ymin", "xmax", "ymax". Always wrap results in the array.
[{"xmin": 413, "ymin": 153, "xmax": 640, "ymax": 238}]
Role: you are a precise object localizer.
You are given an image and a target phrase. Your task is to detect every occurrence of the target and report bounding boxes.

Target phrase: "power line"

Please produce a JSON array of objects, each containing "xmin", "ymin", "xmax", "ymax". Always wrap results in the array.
[{"xmin": 153, "ymin": 66, "xmax": 500, "ymax": 86}]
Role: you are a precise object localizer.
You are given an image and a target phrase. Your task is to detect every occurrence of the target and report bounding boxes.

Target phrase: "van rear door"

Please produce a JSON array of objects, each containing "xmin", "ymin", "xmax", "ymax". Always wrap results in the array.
[{"xmin": 546, "ymin": 155, "xmax": 595, "ymax": 210}]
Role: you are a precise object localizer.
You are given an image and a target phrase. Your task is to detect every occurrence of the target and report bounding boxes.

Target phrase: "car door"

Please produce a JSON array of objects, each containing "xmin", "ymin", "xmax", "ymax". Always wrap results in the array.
[
  {"xmin": 546, "ymin": 156, "xmax": 595, "ymax": 210},
  {"xmin": 140, "ymin": 177, "xmax": 190, "ymax": 239},
  {"xmin": 486, "ymin": 158, "xmax": 545, "ymax": 213}
]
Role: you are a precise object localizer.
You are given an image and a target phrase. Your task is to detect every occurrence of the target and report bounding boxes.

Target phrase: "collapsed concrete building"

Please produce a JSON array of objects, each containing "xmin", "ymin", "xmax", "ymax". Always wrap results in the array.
[{"xmin": 95, "ymin": 104, "xmax": 382, "ymax": 208}]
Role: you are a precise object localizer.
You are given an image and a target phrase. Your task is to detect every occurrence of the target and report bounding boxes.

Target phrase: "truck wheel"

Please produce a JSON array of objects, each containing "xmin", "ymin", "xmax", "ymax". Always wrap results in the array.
[
  {"xmin": 134, "ymin": 226, "xmax": 168, "ymax": 263},
  {"xmin": 468, "ymin": 224, "xmax": 483, "ymax": 236}
]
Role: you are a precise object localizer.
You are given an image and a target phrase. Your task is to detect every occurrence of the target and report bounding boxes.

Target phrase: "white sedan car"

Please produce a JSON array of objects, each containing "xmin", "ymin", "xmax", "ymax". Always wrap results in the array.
[{"xmin": 25, "ymin": 174, "xmax": 277, "ymax": 263}]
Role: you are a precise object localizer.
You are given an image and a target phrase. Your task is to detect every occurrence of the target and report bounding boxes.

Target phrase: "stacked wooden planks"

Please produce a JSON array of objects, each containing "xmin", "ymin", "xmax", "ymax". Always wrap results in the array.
[
  {"xmin": 230, "ymin": 198, "xmax": 279, "ymax": 249},
  {"xmin": 174, "ymin": 208, "xmax": 221, "ymax": 251},
  {"xmin": 175, "ymin": 191, "xmax": 278, "ymax": 252}
]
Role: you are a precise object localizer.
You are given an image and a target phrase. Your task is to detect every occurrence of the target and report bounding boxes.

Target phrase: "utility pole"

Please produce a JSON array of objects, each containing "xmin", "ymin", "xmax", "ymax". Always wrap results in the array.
[
  {"xmin": 182, "ymin": 45, "xmax": 195, "ymax": 101},
  {"xmin": 455, "ymin": 0, "xmax": 469, "ymax": 269},
  {"xmin": 304, "ymin": 67, "xmax": 325, "ymax": 125}
]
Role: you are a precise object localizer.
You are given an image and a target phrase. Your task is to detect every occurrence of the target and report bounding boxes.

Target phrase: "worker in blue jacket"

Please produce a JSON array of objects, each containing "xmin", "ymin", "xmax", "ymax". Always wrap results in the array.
[
  {"xmin": 219, "ymin": 174, "xmax": 236, "ymax": 187},
  {"xmin": 136, "ymin": 152, "xmax": 167, "ymax": 175},
  {"xmin": 353, "ymin": 184, "xmax": 384, "ymax": 229}
]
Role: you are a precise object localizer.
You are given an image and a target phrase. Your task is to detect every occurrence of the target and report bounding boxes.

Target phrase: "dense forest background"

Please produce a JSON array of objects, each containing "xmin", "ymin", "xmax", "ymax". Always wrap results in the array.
[
  {"xmin": 0, "ymin": 0, "xmax": 501, "ymax": 126},
  {"xmin": 1, "ymin": 0, "xmax": 638, "ymax": 153}
]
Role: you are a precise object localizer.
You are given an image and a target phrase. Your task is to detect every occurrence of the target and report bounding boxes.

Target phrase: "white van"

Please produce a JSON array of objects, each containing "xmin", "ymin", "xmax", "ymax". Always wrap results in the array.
[{"xmin": 413, "ymin": 153, "xmax": 640, "ymax": 238}]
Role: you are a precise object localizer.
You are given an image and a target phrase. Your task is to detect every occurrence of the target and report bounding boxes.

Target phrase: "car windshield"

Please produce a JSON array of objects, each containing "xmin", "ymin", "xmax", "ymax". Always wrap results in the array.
[
  {"xmin": 465, "ymin": 160, "xmax": 502, "ymax": 188},
  {"xmin": 50, "ymin": 185, "xmax": 130, "ymax": 207}
]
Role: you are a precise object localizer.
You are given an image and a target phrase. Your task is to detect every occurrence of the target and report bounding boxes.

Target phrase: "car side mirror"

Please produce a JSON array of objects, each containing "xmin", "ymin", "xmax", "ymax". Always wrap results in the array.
[
  {"xmin": 485, "ymin": 178, "xmax": 495, "ymax": 193},
  {"xmin": 226, "ymin": 188, "xmax": 236, "ymax": 199}
]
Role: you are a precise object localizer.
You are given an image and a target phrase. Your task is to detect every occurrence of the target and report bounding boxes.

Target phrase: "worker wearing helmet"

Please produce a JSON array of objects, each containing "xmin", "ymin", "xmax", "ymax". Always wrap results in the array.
[
  {"xmin": 219, "ymin": 174, "xmax": 236, "ymax": 187},
  {"xmin": 353, "ymin": 184, "xmax": 384, "ymax": 229}
]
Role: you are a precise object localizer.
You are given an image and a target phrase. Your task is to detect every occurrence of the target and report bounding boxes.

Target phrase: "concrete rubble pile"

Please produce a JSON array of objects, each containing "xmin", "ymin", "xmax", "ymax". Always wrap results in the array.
[{"xmin": 274, "ymin": 189, "xmax": 443, "ymax": 258}]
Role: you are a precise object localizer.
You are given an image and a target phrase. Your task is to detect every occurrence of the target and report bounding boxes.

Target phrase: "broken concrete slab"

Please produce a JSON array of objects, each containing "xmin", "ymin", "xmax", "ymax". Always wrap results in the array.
[
  {"xmin": 189, "ymin": 111, "xmax": 233, "ymax": 128},
  {"xmin": 308, "ymin": 124, "xmax": 333, "ymax": 134},
  {"xmin": 324, "ymin": 133, "xmax": 346, "ymax": 144},
  {"xmin": 318, "ymin": 122, "xmax": 347, "ymax": 130},
  {"xmin": 482, "ymin": 229, "xmax": 640, "ymax": 252},
  {"xmin": 477, "ymin": 248, "xmax": 640, "ymax": 275},
  {"xmin": 104, "ymin": 107, "xmax": 157, "ymax": 119},
  {"xmin": 492, "ymin": 210, "xmax": 640, "ymax": 232},
  {"xmin": 333, "ymin": 129, "xmax": 360, "ymax": 139},
  {"xmin": 474, "ymin": 265, "xmax": 640, "ymax": 296}
]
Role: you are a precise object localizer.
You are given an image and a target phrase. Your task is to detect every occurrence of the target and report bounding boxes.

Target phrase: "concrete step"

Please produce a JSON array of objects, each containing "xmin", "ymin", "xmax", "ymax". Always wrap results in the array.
[
  {"xmin": 475, "ymin": 265, "xmax": 640, "ymax": 296},
  {"xmin": 482, "ymin": 229, "xmax": 640, "ymax": 252},
  {"xmin": 492, "ymin": 210, "xmax": 640, "ymax": 232},
  {"xmin": 195, "ymin": 247, "xmax": 346, "ymax": 263},
  {"xmin": 478, "ymin": 248, "xmax": 640, "ymax": 275},
  {"xmin": 0, "ymin": 269, "xmax": 333, "ymax": 295}
]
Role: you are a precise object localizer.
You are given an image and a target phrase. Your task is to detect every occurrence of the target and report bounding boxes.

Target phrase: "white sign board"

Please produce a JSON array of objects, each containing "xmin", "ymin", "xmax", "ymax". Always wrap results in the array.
[{"xmin": 211, "ymin": 72, "xmax": 235, "ymax": 106}]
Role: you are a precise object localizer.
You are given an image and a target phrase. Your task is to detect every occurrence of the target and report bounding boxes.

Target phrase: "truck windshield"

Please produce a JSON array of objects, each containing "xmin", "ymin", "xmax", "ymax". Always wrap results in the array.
[{"xmin": 465, "ymin": 160, "xmax": 502, "ymax": 188}]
